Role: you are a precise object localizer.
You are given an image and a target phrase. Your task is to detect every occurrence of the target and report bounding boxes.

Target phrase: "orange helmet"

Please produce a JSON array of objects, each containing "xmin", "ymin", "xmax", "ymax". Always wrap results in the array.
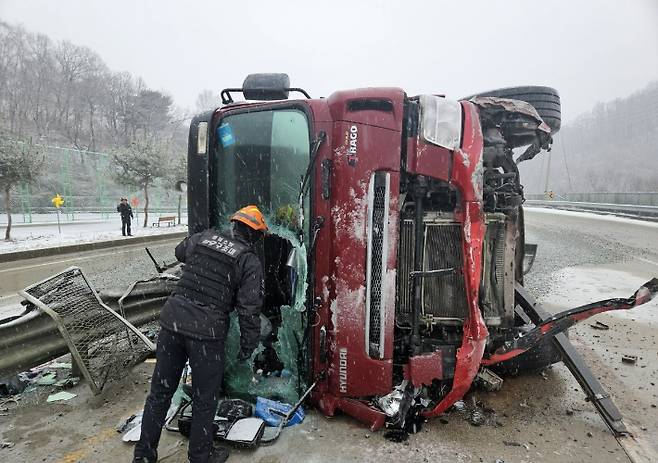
[{"xmin": 231, "ymin": 205, "xmax": 268, "ymax": 232}]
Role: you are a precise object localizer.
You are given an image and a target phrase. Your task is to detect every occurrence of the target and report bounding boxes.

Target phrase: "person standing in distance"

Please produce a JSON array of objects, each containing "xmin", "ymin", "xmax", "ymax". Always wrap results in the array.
[
  {"xmin": 133, "ymin": 205, "xmax": 268, "ymax": 463},
  {"xmin": 117, "ymin": 197, "xmax": 134, "ymax": 236}
]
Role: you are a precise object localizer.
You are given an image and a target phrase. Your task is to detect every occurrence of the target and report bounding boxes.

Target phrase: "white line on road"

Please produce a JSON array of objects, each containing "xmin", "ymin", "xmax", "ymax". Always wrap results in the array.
[{"xmin": 0, "ymin": 240, "xmax": 179, "ymax": 275}]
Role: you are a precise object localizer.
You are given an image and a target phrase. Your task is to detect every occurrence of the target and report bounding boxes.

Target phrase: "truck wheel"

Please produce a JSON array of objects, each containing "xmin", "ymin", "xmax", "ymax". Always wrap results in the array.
[
  {"xmin": 464, "ymin": 86, "xmax": 561, "ymax": 134},
  {"xmin": 491, "ymin": 325, "xmax": 565, "ymax": 376}
]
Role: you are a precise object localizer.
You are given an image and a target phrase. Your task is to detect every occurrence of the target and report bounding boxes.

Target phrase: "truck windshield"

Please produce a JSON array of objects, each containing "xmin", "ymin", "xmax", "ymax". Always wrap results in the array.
[{"xmin": 213, "ymin": 108, "xmax": 310, "ymax": 235}]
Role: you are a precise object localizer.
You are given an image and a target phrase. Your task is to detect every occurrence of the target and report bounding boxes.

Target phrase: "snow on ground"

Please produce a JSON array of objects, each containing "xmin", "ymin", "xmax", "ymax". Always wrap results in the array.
[
  {"xmin": 526, "ymin": 206, "xmax": 658, "ymax": 229},
  {"xmin": 1, "ymin": 217, "xmax": 187, "ymax": 254},
  {"xmin": 547, "ymin": 265, "xmax": 658, "ymax": 325}
]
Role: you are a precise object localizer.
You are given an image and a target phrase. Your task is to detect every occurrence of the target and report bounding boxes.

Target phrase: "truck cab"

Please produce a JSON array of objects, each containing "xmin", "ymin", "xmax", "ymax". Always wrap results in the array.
[{"xmin": 186, "ymin": 74, "xmax": 559, "ymax": 430}]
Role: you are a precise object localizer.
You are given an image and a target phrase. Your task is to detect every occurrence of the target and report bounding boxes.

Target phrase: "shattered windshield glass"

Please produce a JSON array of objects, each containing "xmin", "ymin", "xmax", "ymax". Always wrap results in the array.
[
  {"xmin": 213, "ymin": 108, "xmax": 310, "ymax": 236},
  {"xmin": 211, "ymin": 108, "xmax": 311, "ymax": 403}
]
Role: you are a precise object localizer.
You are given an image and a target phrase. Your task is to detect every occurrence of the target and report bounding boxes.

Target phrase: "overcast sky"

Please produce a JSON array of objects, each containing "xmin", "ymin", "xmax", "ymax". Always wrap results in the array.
[{"xmin": 1, "ymin": 0, "xmax": 656, "ymax": 121}]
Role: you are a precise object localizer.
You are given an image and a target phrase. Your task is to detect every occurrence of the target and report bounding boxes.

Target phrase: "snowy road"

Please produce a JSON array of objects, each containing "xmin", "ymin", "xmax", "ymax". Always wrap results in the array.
[
  {"xmin": 0, "ymin": 236, "xmax": 180, "ymax": 317},
  {"xmin": 1, "ymin": 208, "xmax": 657, "ymax": 462}
]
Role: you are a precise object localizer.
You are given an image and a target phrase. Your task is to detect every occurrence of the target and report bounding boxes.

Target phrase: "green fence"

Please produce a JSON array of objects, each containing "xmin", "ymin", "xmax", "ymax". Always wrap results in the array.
[{"xmin": 7, "ymin": 145, "xmax": 185, "ymax": 224}]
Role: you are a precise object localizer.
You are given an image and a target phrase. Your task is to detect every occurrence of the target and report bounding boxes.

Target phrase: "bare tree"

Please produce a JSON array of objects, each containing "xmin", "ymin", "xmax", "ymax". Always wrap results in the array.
[
  {"xmin": 112, "ymin": 136, "xmax": 168, "ymax": 227},
  {"xmin": 0, "ymin": 135, "xmax": 44, "ymax": 240},
  {"xmin": 195, "ymin": 89, "xmax": 221, "ymax": 112},
  {"xmin": 162, "ymin": 152, "xmax": 187, "ymax": 224}
]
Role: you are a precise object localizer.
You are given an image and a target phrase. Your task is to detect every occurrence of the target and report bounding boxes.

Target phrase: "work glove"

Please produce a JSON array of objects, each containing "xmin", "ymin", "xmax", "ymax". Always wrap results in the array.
[{"xmin": 237, "ymin": 348, "xmax": 253, "ymax": 363}]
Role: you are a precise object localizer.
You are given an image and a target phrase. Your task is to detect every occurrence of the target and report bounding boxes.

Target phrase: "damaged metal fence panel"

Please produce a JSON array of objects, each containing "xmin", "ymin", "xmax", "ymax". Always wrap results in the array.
[
  {"xmin": 0, "ymin": 277, "xmax": 172, "ymax": 378},
  {"xmin": 18, "ymin": 266, "xmax": 155, "ymax": 394}
]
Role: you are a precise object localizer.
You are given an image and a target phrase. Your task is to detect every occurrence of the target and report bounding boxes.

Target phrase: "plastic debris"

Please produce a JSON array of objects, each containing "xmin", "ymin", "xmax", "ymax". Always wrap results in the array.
[
  {"xmin": 1, "ymin": 442, "xmax": 15, "ymax": 449},
  {"xmin": 453, "ymin": 400, "xmax": 466, "ymax": 411},
  {"xmin": 451, "ymin": 395, "xmax": 499, "ymax": 427},
  {"xmin": 469, "ymin": 410, "xmax": 486, "ymax": 426},
  {"xmin": 224, "ymin": 417, "xmax": 266, "ymax": 446},
  {"xmin": 376, "ymin": 381, "xmax": 407, "ymax": 417},
  {"xmin": 255, "ymin": 397, "xmax": 305, "ymax": 427},
  {"xmin": 122, "ymin": 424, "xmax": 142, "ymax": 443},
  {"xmin": 46, "ymin": 391, "xmax": 76, "ymax": 402},
  {"xmin": 475, "ymin": 368, "xmax": 503, "ymax": 392},
  {"xmin": 217, "ymin": 399, "xmax": 252, "ymax": 422},
  {"xmin": 118, "ymin": 410, "xmax": 158, "ymax": 442},
  {"xmin": 622, "ymin": 354, "xmax": 638, "ymax": 365},
  {"xmin": 116, "ymin": 413, "xmax": 139, "ymax": 433}
]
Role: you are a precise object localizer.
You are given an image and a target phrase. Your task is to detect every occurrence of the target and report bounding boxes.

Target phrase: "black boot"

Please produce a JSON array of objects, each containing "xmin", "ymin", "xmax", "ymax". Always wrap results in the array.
[
  {"xmin": 132, "ymin": 451, "xmax": 157, "ymax": 463},
  {"xmin": 208, "ymin": 446, "xmax": 229, "ymax": 463}
]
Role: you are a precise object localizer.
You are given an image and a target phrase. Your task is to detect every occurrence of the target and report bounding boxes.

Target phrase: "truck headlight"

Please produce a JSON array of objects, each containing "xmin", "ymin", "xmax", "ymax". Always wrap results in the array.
[
  {"xmin": 197, "ymin": 121, "xmax": 208, "ymax": 155},
  {"xmin": 419, "ymin": 95, "xmax": 462, "ymax": 150}
]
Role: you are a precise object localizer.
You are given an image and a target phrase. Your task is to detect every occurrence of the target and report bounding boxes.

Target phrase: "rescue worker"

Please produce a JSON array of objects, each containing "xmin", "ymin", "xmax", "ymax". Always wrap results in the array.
[
  {"xmin": 133, "ymin": 205, "xmax": 267, "ymax": 463},
  {"xmin": 117, "ymin": 197, "xmax": 134, "ymax": 236}
]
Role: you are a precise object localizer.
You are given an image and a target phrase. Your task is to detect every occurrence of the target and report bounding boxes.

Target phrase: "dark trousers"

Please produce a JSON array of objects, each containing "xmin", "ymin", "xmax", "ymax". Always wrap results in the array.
[
  {"xmin": 134, "ymin": 327, "xmax": 225, "ymax": 463},
  {"xmin": 122, "ymin": 218, "xmax": 132, "ymax": 236}
]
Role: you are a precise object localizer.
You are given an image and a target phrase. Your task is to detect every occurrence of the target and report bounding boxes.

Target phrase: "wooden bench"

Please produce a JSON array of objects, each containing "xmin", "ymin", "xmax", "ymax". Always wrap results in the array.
[{"xmin": 152, "ymin": 215, "xmax": 176, "ymax": 227}]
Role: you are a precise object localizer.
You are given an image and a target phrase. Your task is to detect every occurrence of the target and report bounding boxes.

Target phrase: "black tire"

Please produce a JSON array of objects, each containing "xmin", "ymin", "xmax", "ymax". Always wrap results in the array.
[
  {"xmin": 490, "ymin": 325, "xmax": 565, "ymax": 376},
  {"xmin": 464, "ymin": 86, "xmax": 561, "ymax": 134}
]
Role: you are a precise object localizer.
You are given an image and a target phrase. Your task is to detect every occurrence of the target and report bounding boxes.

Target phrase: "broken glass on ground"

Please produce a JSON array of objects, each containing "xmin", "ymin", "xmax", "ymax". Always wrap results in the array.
[
  {"xmin": 46, "ymin": 391, "xmax": 76, "ymax": 402},
  {"xmin": 450, "ymin": 394, "xmax": 501, "ymax": 427}
]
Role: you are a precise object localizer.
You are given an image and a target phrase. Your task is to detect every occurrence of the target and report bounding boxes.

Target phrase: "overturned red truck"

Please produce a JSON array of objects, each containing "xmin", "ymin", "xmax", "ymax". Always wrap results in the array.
[{"xmin": 186, "ymin": 74, "xmax": 657, "ymax": 434}]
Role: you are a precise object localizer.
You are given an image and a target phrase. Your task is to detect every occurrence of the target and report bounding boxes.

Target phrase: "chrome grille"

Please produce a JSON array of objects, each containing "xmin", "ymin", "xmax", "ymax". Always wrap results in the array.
[{"xmin": 365, "ymin": 172, "xmax": 390, "ymax": 358}]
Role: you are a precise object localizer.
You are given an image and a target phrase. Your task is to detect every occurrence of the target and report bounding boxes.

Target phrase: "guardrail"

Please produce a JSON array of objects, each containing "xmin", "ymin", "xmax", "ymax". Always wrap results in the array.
[
  {"xmin": 525, "ymin": 192, "xmax": 658, "ymax": 206},
  {"xmin": 525, "ymin": 200, "xmax": 658, "ymax": 220}
]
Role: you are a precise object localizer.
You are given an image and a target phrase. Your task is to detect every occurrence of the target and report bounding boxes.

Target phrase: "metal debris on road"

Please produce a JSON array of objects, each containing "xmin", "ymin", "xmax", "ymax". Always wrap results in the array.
[
  {"xmin": 475, "ymin": 368, "xmax": 503, "ymax": 392},
  {"xmin": 19, "ymin": 267, "xmax": 156, "ymax": 395},
  {"xmin": 589, "ymin": 320, "xmax": 610, "ymax": 330},
  {"xmin": 621, "ymin": 355, "xmax": 637, "ymax": 365}
]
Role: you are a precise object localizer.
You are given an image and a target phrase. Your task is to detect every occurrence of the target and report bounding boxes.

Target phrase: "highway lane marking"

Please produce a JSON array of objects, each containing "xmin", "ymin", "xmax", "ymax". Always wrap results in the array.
[
  {"xmin": 56, "ymin": 407, "xmax": 143, "ymax": 463},
  {"xmin": 0, "ymin": 240, "xmax": 180, "ymax": 275},
  {"xmin": 57, "ymin": 427, "xmax": 117, "ymax": 463}
]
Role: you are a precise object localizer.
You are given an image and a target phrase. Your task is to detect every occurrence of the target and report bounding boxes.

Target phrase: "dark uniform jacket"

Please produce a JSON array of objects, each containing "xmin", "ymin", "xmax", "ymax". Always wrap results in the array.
[
  {"xmin": 159, "ymin": 228, "xmax": 264, "ymax": 354},
  {"xmin": 117, "ymin": 202, "xmax": 133, "ymax": 220}
]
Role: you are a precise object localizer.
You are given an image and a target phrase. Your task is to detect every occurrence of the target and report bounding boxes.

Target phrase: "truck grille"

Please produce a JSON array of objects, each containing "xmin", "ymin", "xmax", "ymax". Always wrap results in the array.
[
  {"xmin": 365, "ymin": 172, "xmax": 390, "ymax": 358},
  {"xmin": 396, "ymin": 220, "xmax": 468, "ymax": 324}
]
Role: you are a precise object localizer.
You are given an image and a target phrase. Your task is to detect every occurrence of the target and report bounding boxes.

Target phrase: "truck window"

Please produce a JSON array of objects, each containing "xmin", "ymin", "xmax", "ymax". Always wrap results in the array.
[{"xmin": 213, "ymin": 108, "xmax": 310, "ymax": 235}]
